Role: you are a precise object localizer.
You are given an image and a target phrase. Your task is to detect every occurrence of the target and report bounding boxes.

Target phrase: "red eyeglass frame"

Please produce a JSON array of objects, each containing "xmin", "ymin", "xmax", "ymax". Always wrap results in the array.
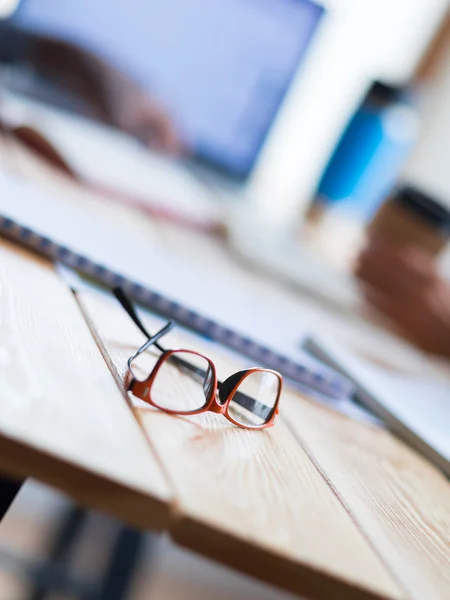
[
  {"xmin": 113, "ymin": 287, "xmax": 283, "ymax": 430},
  {"xmin": 125, "ymin": 349, "xmax": 282, "ymax": 430}
]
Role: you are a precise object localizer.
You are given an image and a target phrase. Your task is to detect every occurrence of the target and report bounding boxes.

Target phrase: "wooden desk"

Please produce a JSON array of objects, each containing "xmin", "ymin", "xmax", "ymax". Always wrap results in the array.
[{"xmin": 0, "ymin": 141, "xmax": 450, "ymax": 600}]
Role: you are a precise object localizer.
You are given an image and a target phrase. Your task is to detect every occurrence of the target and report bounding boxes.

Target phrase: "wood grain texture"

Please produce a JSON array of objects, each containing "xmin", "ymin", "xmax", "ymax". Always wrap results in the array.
[
  {"xmin": 3, "ymin": 124, "xmax": 448, "ymax": 599},
  {"xmin": 78, "ymin": 288, "xmax": 404, "ymax": 600},
  {"xmin": 153, "ymin": 204, "xmax": 450, "ymax": 598},
  {"xmin": 0, "ymin": 238, "xmax": 171, "ymax": 529},
  {"xmin": 284, "ymin": 394, "xmax": 450, "ymax": 600}
]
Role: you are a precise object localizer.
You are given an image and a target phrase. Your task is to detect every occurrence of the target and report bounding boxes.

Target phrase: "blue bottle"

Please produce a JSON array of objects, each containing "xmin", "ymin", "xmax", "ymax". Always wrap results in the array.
[{"xmin": 315, "ymin": 81, "xmax": 419, "ymax": 222}]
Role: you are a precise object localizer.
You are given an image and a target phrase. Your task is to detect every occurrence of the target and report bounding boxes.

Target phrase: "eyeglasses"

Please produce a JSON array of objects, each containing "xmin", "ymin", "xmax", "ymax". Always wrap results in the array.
[{"xmin": 113, "ymin": 288, "xmax": 282, "ymax": 429}]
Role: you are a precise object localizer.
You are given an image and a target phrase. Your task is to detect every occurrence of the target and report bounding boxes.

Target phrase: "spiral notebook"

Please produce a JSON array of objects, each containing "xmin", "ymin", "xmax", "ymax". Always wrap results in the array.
[{"xmin": 0, "ymin": 171, "xmax": 353, "ymax": 400}]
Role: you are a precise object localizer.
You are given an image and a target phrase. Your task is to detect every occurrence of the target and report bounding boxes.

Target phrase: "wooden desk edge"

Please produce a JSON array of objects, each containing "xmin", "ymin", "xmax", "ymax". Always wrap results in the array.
[
  {"xmin": 170, "ymin": 515, "xmax": 395, "ymax": 600},
  {"xmin": 0, "ymin": 432, "xmax": 170, "ymax": 532}
]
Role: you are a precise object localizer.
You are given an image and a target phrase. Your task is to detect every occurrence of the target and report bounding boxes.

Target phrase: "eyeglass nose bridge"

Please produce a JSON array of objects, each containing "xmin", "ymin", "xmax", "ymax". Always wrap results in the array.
[{"xmin": 209, "ymin": 398, "xmax": 227, "ymax": 415}]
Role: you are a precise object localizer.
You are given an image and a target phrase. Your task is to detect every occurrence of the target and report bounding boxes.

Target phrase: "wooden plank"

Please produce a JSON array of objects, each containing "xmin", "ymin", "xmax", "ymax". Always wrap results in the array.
[
  {"xmin": 0, "ymin": 238, "xmax": 171, "ymax": 530},
  {"xmin": 78, "ymin": 288, "xmax": 404, "ymax": 600},
  {"xmin": 284, "ymin": 394, "xmax": 450, "ymax": 600}
]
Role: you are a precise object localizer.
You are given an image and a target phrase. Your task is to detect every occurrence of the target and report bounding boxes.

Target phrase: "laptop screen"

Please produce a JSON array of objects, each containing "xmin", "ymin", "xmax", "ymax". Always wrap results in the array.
[{"xmin": 13, "ymin": 0, "xmax": 323, "ymax": 179}]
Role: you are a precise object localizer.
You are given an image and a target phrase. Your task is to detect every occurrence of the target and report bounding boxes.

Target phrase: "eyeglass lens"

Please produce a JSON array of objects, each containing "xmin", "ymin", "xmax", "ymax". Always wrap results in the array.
[
  {"xmin": 151, "ymin": 351, "xmax": 212, "ymax": 413},
  {"xmin": 227, "ymin": 371, "xmax": 280, "ymax": 427}
]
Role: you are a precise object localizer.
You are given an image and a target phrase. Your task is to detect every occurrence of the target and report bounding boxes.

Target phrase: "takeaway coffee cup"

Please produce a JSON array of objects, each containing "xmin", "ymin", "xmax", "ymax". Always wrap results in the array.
[{"xmin": 368, "ymin": 185, "xmax": 450, "ymax": 256}]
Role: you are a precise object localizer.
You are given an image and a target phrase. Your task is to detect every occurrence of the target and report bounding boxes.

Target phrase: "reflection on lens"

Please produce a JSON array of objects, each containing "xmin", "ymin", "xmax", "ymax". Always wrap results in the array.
[
  {"xmin": 151, "ymin": 351, "xmax": 212, "ymax": 414},
  {"xmin": 227, "ymin": 371, "xmax": 280, "ymax": 427}
]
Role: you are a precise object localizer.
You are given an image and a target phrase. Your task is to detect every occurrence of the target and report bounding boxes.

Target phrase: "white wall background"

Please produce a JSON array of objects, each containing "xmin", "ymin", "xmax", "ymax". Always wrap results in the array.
[
  {"xmin": 403, "ymin": 38, "xmax": 450, "ymax": 209},
  {"xmin": 249, "ymin": 0, "xmax": 450, "ymax": 231}
]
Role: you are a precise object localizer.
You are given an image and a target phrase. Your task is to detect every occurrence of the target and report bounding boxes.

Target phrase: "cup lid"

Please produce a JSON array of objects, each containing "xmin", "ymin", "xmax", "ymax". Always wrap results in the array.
[{"xmin": 393, "ymin": 185, "xmax": 450, "ymax": 233}]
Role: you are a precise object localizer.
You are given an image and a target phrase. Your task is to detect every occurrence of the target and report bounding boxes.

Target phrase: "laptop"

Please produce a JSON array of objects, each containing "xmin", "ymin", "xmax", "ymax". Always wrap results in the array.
[
  {"xmin": 8, "ymin": 0, "xmax": 320, "ymax": 178},
  {"xmin": 5, "ymin": 0, "xmax": 363, "ymax": 310}
]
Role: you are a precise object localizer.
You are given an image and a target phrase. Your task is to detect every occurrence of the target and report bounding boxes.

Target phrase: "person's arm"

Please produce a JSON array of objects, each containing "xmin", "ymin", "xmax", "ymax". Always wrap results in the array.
[
  {"xmin": 356, "ymin": 239, "xmax": 450, "ymax": 358},
  {"xmin": 0, "ymin": 23, "xmax": 180, "ymax": 152}
]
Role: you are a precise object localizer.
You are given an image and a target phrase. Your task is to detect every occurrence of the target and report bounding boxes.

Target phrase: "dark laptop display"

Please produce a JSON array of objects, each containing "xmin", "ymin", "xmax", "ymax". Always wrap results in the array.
[{"xmin": 13, "ymin": 0, "xmax": 323, "ymax": 179}]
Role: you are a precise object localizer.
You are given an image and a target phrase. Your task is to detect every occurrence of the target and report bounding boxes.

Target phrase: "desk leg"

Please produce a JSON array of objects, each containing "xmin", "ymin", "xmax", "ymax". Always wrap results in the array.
[
  {"xmin": 27, "ymin": 506, "xmax": 87, "ymax": 600},
  {"xmin": 0, "ymin": 476, "xmax": 24, "ymax": 522},
  {"xmin": 97, "ymin": 527, "xmax": 147, "ymax": 600}
]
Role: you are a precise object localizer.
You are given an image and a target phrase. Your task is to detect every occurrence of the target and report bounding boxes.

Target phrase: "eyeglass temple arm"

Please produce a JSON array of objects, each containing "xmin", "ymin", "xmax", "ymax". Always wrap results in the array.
[
  {"xmin": 129, "ymin": 321, "xmax": 176, "ymax": 369},
  {"xmin": 113, "ymin": 288, "xmax": 151, "ymax": 337},
  {"xmin": 113, "ymin": 287, "xmax": 173, "ymax": 354}
]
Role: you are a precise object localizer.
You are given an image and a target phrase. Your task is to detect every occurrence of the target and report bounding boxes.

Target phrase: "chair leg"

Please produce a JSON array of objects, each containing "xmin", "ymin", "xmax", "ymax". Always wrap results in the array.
[{"xmin": 0, "ymin": 476, "xmax": 24, "ymax": 522}]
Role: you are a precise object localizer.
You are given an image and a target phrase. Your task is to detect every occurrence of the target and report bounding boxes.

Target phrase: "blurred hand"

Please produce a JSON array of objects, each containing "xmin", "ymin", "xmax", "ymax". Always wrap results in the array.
[
  {"xmin": 356, "ymin": 239, "xmax": 450, "ymax": 358},
  {"xmin": 109, "ymin": 87, "xmax": 181, "ymax": 154},
  {"xmin": 31, "ymin": 36, "xmax": 182, "ymax": 153}
]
